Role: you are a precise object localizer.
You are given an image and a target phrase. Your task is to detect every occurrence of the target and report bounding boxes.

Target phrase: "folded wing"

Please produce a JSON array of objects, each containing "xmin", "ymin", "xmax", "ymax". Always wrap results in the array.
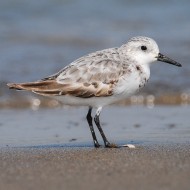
[{"xmin": 8, "ymin": 50, "xmax": 130, "ymax": 98}]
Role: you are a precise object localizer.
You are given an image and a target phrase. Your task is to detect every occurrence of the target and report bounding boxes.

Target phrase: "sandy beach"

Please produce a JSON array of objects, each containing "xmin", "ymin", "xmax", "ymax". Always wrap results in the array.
[
  {"xmin": 0, "ymin": 145, "xmax": 190, "ymax": 190},
  {"xmin": 0, "ymin": 106, "xmax": 190, "ymax": 190}
]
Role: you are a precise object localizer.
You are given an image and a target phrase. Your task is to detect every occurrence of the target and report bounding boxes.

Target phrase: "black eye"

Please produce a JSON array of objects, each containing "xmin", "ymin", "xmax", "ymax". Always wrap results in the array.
[{"xmin": 141, "ymin": 46, "xmax": 147, "ymax": 51}]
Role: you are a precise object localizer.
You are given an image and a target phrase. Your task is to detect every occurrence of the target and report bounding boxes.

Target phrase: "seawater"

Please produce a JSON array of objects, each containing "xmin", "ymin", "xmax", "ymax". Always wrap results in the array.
[{"xmin": 0, "ymin": 0, "xmax": 190, "ymax": 107}]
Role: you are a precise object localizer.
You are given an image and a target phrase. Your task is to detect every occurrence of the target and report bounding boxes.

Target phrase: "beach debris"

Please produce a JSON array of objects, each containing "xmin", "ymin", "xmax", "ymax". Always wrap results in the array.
[{"xmin": 122, "ymin": 144, "xmax": 136, "ymax": 148}]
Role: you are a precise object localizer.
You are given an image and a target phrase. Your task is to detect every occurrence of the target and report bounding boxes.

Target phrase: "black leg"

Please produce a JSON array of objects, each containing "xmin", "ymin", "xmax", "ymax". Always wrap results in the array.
[
  {"xmin": 86, "ymin": 107, "xmax": 100, "ymax": 148},
  {"xmin": 94, "ymin": 107, "xmax": 119, "ymax": 148}
]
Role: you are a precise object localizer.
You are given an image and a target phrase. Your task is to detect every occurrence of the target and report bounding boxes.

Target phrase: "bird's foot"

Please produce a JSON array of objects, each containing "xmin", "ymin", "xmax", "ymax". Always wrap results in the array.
[
  {"xmin": 94, "ymin": 142, "xmax": 101, "ymax": 148},
  {"xmin": 105, "ymin": 143, "xmax": 120, "ymax": 148}
]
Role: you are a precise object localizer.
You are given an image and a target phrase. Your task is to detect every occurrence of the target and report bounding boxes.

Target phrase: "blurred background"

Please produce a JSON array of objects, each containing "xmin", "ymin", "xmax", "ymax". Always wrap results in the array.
[{"xmin": 0, "ymin": 0, "xmax": 190, "ymax": 108}]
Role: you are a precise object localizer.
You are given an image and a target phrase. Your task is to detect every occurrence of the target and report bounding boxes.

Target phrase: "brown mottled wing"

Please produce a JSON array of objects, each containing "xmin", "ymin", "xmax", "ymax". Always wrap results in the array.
[
  {"xmin": 8, "ymin": 49, "xmax": 129, "ymax": 98},
  {"xmin": 53, "ymin": 56, "xmax": 127, "ymax": 98}
]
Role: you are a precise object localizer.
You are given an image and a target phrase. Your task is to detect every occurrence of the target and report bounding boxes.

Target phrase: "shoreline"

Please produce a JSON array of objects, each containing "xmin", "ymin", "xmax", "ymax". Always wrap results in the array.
[
  {"xmin": 0, "ymin": 106, "xmax": 189, "ymax": 148},
  {"xmin": 0, "ymin": 105, "xmax": 189, "ymax": 190}
]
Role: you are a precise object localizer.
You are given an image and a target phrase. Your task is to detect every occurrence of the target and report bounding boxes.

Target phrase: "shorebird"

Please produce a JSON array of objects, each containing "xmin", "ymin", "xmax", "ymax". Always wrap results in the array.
[{"xmin": 7, "ymin": 36, "xmax": 182, "ymax": 148}]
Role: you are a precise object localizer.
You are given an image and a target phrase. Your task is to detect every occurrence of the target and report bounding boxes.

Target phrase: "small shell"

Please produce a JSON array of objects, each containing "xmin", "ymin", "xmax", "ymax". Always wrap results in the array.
[{"xmin": 122, "ymin": 144, "xmax": 136, "ymax": 148}]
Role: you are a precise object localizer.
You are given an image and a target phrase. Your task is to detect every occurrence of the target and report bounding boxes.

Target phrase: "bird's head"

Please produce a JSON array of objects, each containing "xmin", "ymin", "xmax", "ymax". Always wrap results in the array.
[{"xmin": 119, "ymin": 36, "xmax": 182, "ymax": 67}]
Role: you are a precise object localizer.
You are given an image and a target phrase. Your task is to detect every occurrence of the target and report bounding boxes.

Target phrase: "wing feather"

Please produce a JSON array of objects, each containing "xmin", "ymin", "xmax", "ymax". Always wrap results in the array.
[{"xmin": 8, "ymin": 48, "xmax": 131, "ymax": 98}]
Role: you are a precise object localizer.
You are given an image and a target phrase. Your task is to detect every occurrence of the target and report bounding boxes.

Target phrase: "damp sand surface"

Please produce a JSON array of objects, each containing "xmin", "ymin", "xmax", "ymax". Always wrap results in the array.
[
  {"xmin": 0, "ymin": 106, "xmax": 190, "ymax": 147},
  {"xmin": 0, "ymin": 106, "xmax": 190, "ymax": 190}
]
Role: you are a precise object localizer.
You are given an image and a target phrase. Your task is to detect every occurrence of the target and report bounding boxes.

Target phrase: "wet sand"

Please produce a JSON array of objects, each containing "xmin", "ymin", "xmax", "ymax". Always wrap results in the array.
[
  {"xmin": 0, "ymin": 106, "xmax": 190, "ymax": 190},
  {"xmin": 0, "ymin": 106, "xmax": 190, "ymax": 147},
  {"xmin": 0, "ymin": 145, "xmax": 190, "ymax": 190}
]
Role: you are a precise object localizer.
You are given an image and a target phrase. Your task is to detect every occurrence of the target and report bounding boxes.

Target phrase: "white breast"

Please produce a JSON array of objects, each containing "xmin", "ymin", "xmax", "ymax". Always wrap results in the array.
[{"xmin": 114, "ymin": 63, "xmax": 150, "ymax": 98}]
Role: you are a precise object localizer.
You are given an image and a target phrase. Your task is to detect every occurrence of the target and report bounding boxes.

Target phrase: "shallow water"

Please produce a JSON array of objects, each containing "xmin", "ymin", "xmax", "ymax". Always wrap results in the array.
[
  {"xmin": 0, "ymin": 0, "xmax": 190, "ymax": 107},
  {"xmin": 0, "ymin": 106, "xmax": 189, "ymax": 148}
]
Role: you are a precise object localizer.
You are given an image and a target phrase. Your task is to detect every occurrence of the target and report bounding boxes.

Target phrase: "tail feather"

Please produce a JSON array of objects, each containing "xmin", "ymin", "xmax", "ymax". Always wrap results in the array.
[
  {"xmin": 7, "ymin": 81, "xmax": 63, "ymax": 92},
  {"xmin": 7, "ymin": 80, "xmax": 74, "ymax": 97},
  {"xmin": 7, "ymin": 83, "xmax": 26, "ymax": 90}
]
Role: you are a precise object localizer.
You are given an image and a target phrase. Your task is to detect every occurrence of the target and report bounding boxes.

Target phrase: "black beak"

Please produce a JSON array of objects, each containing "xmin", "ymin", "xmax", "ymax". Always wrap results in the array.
[{"xmin": 157, "ymin": 53, "xmax": 182, "ymax": 67}]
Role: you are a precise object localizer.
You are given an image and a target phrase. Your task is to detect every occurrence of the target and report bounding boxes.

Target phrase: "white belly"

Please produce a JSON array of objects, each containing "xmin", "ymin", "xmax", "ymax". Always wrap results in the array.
[{"xmin": 54, "ymin": 95, "xmax": 119, "ymax": 108}]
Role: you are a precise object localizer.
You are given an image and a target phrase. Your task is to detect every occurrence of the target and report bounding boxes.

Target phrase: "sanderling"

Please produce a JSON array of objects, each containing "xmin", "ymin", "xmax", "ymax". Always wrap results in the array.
[{"xmin": 7, "ymin": 36, "xmax": 182, "ymax": 148}]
